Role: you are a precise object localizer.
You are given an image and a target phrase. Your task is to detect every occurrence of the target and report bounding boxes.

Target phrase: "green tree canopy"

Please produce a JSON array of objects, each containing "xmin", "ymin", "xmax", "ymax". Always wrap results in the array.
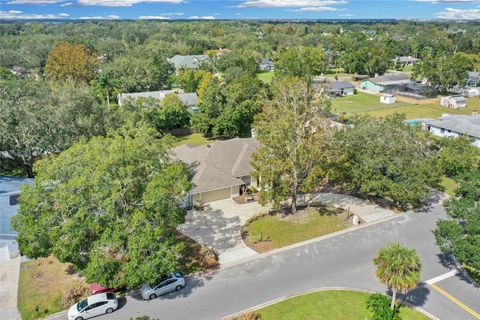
[
  {"xmin": 252, "ymin": 77, "xmax": 339, "ymax": 214},
  {"xmin": 374, "ymin": 243, "xmax": 422, "ymax": 310},
  {"xmin": 336, "ymin": 115, "xmax": 441, "ymax": 209},
  {"xmin": 275, "ymin": 46, "xmax": 327, "ymax": 80},
  {"xmin": 434, "ymin": 168, "xmax": 480, "ymax": 273},
  {"xmin": 341, "ymin": 44, "xmax": 394, "ymax": 76},
  {"xmin": 12, "ymin": 125, "xmax": 191, "ymax": 288},
  {"xmin": 436, "ymin": 135, "xmax": 479, "ymax": 177}
]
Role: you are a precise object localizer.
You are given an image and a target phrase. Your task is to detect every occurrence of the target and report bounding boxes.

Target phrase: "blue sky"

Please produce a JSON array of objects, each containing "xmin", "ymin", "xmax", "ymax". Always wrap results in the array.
[{"xmin": 1, "ymin": 0, "xmax": 480, "ymax": 21}]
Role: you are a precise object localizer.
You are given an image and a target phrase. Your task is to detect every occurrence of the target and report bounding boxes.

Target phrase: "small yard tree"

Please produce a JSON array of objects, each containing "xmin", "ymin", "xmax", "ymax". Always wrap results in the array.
[
  {"xmin": 252, "ymin": 77, "xmax": 339, "ymax": 214},
  {"xmin": 374, "ymin": 243, "xmax": 422, "ymax": 310}
]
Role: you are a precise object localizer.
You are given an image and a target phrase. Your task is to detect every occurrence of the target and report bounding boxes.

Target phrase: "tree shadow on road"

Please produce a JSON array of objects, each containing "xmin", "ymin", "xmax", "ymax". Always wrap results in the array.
[
  {"xmin": 436, "ymin": 253, "xmax": 478, "ymax": 288},
  {"xmin": 395, "ymin": 283, "xmax": 430, "ymax": 307}
]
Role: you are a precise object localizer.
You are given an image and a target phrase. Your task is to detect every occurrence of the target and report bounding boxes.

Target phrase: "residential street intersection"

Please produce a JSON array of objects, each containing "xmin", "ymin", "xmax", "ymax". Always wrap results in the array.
[{"xmin": 50, "ymin": 202, "xmax": 480, "ymax": 320}]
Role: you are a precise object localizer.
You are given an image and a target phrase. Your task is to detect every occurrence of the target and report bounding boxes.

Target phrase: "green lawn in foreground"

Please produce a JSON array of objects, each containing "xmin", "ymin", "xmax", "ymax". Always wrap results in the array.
[
  {"xmin": 332, "ymin": 92, "xmax": 413, "ymax": 114},
  {"xmin": 173, "ymin": 133, "xmax": 212, "ymax": 146},
  {"xmin": 258, "ymin": 290, "xmax": 430, "ymax": 320},
  {"xmin": 18, "ymin": 256, "xmax": 86, "ymax": 320},
  {"xmin": 244, "ymin": 207, "xmax": 349, "ymax": 253},
  {"xmin": 257, "ymin": 71, "xmax": 275, "ymax": 84},
  {"xmin": 440, "ymin": 176, "xmax": 459, "ymax": 197}
]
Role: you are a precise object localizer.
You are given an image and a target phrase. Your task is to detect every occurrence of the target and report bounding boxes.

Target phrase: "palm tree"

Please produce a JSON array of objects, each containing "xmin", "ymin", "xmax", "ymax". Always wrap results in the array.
[
  {"xmin": 91, "ymin": 73, "xmax": 120, "ymax": 111},
  {"xmin": 373, "ymin": 243, "xmax": 422, "ymax": 310}
]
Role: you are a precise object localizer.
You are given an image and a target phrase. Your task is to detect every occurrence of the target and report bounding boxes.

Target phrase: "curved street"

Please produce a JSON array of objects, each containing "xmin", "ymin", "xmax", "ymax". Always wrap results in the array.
[{"xmin": 50, "ymin": 202, "xmax": 480, "ymax": 320}]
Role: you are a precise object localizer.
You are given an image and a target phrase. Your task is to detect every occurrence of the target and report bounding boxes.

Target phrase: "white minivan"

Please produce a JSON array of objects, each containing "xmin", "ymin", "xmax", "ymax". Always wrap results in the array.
[{"xmin": 68, "ymin": 292, "xmax": 118, "ymax": 320}]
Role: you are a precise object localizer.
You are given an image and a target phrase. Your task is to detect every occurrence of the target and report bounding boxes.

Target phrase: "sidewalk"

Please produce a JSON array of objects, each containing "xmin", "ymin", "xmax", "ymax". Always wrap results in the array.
[
  {"xmin": 300, "ymin": 192, "xmax": 396, "ymax": 223},
  {"xmin": 0, "ymin": 256, "xmax": 22, "ymax": 320}
]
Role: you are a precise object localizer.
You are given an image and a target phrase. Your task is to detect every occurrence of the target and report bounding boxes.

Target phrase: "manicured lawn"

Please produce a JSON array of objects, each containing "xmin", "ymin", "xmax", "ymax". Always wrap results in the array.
[
  {"xmin": 243, "ymin": 206, "xmax": 350, "ymax": 253},
  {"xmin": 366, "ymin": 103, "xmax": 474, "ymax": 119},
  {"xmin": 440, "ymin": 176, "xmax": 459, "ymax": 197},
  {"xmin": 257, "ymin": 290, "xmax": 430, "ymax": 320},
  {"xmin": 257, "ymin": 71, "xmax": 275, "ymax": 84},
  {"xmin": 173, "ymin": 133, "xmax": 213, "ymax": 146},
  {"xmin": 18, "ymin": 256, "xmax": 87, "ymax": 320},
  {"xmin": 332, "ymin": 92, "xmax": 413, "ymax": 114}
]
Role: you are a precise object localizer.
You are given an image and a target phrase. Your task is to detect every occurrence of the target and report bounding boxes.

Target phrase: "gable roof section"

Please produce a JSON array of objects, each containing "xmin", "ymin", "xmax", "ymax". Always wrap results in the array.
[
  {"xmin": 118, "ymin": 90, "xmax": 198, "ymax": 107},
  {"xmin": 427, "ymin": 115, "xmax": 480, "ymax": 139},
  {"xmin": 327, "ymin": 81, "xmax": 355, "ymax": 91},
  {"xmin": 367, "ymin": 73, "xmax": 410, "ymax": 86},
  {"xmin": 173, "ymin": 138, "xmax": 259, "ymax": 194},
  {"xmin": 169, "ymin": 55, "xmax": 209, "ymax": 70}
]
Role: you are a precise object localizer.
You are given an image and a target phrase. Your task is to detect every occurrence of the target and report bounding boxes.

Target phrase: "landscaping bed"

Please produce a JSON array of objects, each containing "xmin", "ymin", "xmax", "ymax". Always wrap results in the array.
[
  {"xmin": 243, "ymin": 206, "xmax": 351, "ymax": 253},
  {"xmin": 251, "ymin": 290, "xmax": 430, "ymax": 320}
]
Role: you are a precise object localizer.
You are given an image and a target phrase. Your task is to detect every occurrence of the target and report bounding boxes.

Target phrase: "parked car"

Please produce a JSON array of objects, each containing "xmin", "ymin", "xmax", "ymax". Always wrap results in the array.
[
  {"xmin": 68, "ymin": 292, "xmax": 118, "ymax": 320},
  {"xmin": 89, "ymin": 283, "xmax": 115, "ymax": 295},
  {"xmin": 140, "ymin": 272, "xmax": 185, "ymax": 300}
]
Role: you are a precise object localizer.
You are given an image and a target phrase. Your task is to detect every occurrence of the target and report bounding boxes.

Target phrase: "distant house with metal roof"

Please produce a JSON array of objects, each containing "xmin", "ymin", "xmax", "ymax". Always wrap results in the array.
[
  {"xmin": 0, "ymin": 176, "xmax": 33, "ymax": 259},
  {"xmin": 326, "ymin": 81, "xmax": 355, "ymax": 96},
  {"xmin": 168, "ymin": 55, "xmax": 209, "ymax": 72},
  {"xmin": 118, "ymin": 90, "xmax": 199, "ymax": 112},
  {"xmin": 361, "ymin": 73, "xmax": 411, "ymax": 93},
  {"xmin": 259, "ymin": 58, "xmax": 274, "ymax": 71},
  {"xmin": 393, "ymin": 56, "xmax": 420, "ymax": 67},
  {"xmin": 426, "ymin": 114, "xmax": 480, "ymax": 147},
  {"xmin": 466, "ymin": 71, "xmax": 480, "ymax": 87},
  {"xmin": 440, "ymin": 95, "xmax": 467, "ymax": 109},
  {"xmin": 173, "ymin": 138, "xmax": 260, "ymax": 204}
]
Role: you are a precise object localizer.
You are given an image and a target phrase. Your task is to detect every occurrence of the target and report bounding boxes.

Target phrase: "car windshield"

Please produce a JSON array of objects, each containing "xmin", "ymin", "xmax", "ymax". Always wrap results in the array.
[{"xmin": 77, "ymin": 299, "xmax": 88, "ymax": 311}]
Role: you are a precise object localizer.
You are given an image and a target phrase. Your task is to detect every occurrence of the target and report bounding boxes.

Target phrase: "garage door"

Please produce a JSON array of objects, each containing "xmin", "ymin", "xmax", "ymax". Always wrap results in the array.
[{"xmin": 199, "ymin": 188, "xmax": 232, "ymax": 203}]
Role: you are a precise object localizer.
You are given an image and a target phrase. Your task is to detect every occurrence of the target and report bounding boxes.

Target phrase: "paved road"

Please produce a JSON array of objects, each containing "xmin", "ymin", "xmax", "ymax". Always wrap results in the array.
[{"xmin": 51, "ymin": 203, "xmax": 480, "ymax": 320}]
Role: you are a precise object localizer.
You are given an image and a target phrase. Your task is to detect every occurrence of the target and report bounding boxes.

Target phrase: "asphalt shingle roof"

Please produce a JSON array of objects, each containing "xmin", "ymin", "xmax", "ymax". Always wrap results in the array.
[
  {"xmin": 368, "ymin": 73, "xmax": 410, "ymax": 86},
  {"xmin": 327, "ymin": 81, "xmax": 355, "ymax": 91},
  {"xmin": 169, "ymin": 55, "xmax": 209, "ymax": 70},
  {"xmin": 173, "ymin": 138, "xmax": 260, "ymax": 194}
]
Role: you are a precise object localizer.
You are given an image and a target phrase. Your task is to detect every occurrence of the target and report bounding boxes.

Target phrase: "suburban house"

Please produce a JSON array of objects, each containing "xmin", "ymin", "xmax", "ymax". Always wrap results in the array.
[
  {"xmin": 168, "ymin": 54, "xmax": 209, "ymax": 73},
  {"xmin": 118, "ymin": 90, "xmax": 199, "ymax": 112},
  {"xmin": 380, "ymin": 94, "xmax": 396, "ymax": 104},
  {"xmin": 173, "ymin": 138, "xmax": 260, "ymax": 204},
  {"xmin": 259, "ymin": 58, "xmax": 274, "ymax": 71},
  {"xmin": 393, "ymin": 56, "xmax": 419, "ymax": 68},
  {"xmin": 0, "ymin": 176, "xmax": 33, "ymax": 259},
  {"xmin": 463, "ymin": 87, "xmax": 480, "ymax": 97},
  {"xmin": 467, "ymin": 71, "xmax": 480, "ymax": 87},
  {"xmin": 326, "ymin": 82, "xmax": 355, "ymax": 96},
  {"xmin": 361, "ymin": 73, "xmax": 411, "ymax": 93},
  {"xmin": 440, "ymin": 95, "xmax": 467, "ymax": 109},
  {"xmin": 426, "ymin": 114, "xmax": 480, "ymax": 147}
]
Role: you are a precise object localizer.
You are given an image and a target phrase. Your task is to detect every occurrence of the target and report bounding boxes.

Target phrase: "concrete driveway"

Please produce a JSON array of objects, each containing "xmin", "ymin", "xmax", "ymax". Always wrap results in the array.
[{"xmin": 179, "ymin": 199, "xmax": 267, "ymax": 265}]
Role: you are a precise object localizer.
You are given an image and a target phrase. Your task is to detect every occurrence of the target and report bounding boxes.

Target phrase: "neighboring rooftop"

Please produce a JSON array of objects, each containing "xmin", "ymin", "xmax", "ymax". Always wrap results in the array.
[
  {"xmin": 327, "ymin": 81, "xmax": 355, "ymax": 91},
  {"xmin": 393, "ymin": 56, "xmax": 419, "ymax": 63},
  {"xmin": 368, "ymin": 73, "xmax": 411, "ymax": 86},
  {"xmin": 427, "ymin": 114, "xmax": 480, "ymax": 139},
  {"xmin": 173, "ymin": 138, "xmax": 260, "ymax": 194},
  {"xmin": 0, "ymin": 176, "xmax": 33, "ymax": 196},
  {"xmin": 118, "ymin": 90, "xmax": 198, "ymax": 107},
  {"xmin": 168, "ymin": 54, "xmax": 209, "ymax": 70}
]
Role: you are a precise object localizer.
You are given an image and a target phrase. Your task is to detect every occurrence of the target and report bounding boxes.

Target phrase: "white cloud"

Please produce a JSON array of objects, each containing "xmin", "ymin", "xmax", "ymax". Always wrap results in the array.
[
  {"xmin": 292, "ymin": 6, "xmax": 338, "ymax": 11},
  {"xmin": 188, "ymin": 15, "xmax": 216, "ymax": 20},
  {"xmin": 6, "ymin": 0, "xmax": 63, "ymax": 4},
  {"xmin": 60, "ymin": 2, "xmax": 73, "ymax": 6},
  {"xmin": 76, "ymin": 0, "xmax": 184, "ymax": 7},
  {"xmin": 238, "ymin": 0, "xmax": 347, "ymax": 8},
  {"xmin": 162, "ymin": 12, "xmax": 184, "ymax": 16},
  {"xmin": 138, "ymin": 15, "xmax": 170, "ymax": 19},
  {"xmin": 0, "ymin": 9, "xmax": 69, "ymax": 19},
  {"xmin": 435, "ymin": 7, "xmax": 480, "ymax": 19},
  {"xmin": 79, "ymin": 14, "xmax": 120, "ymax": 19},
  {"xmin": 339, "ymin": 13, "xmax": 353, "ymax": 16}
]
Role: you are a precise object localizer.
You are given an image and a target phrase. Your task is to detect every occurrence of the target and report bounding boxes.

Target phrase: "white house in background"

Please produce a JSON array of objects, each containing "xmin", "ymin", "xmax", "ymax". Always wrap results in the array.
[
  {"xmin": 326, "ymin": 82, "xmax": 355, "ymax": 96},
  {"xmin": 118, "ymin": 90, "xmax": 199, "ymax": 112},
  {"xmin": 0, "ymin": 176, "xmax": 33, "ymax": 259},
  {"xmin": 259, "ymin": 58, "xmax": 274, "ymax": 71},
  {"xmin": 426, "ymin": 113, "xmax": 480, "ymax": 147},
  {"xmin": 440, "ymin": 95, "xmax": 467, "ymax": 109},
  {"xmin": 393, "ymin": 56, "xmax": 420, "ymax": 67},
  {"xmin": 463, "ymin": 87, "xmax": 480, "ymax": 97},
  {"xmin": 380, "ymin": 94, "xmax": 396, "ymax": 104}
]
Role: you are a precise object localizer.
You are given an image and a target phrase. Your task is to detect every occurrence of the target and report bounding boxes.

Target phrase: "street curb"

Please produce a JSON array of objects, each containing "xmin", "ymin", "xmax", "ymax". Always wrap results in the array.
[
  {"xmin": 221, "ymin": 212, "xmax": 404, "ymax": 270},
  {"xmin": 221, "ymin": 287, "xmax": 440, "ymax": 320}
]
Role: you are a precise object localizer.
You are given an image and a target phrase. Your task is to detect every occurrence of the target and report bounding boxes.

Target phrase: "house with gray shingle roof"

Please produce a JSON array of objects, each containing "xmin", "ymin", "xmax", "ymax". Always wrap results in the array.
[
  {"xmin": 118, "ymin": 89, "xmax": 199, "ymax": 112},
  {"xmin": 326, "ymin": 81, "xmax": 355, "ymax": 96},
  {"xmin": 426, "ymin": 114, "xmax": 480, "ymax": 147},
  {"xmin": 173, "ymin": 138, "xmax": 260, "ymax": 204},
  {"xmin": 168, "ymin": 55, "xmax": 209, "ymax": 73},
  {"xmin": 361, "ymin": 73, "xmax": 411, "ymax": 92}
]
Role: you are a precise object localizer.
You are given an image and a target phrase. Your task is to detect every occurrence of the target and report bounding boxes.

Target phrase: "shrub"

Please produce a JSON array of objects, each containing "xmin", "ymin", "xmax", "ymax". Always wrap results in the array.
[
  {"xmin": 366, "ymin": 294, "xmax": 402, "ymax": 320},
  {"xmin": 199, "ymin": 247, "xmax": 219, "ymax": 269},
  {"xmin": 232, "ymin": 312, "xmax": 262, "ymax": 320},
  {"xmin": 61, "ymin": 282, "xmax": 89, "ymax": 308}
]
